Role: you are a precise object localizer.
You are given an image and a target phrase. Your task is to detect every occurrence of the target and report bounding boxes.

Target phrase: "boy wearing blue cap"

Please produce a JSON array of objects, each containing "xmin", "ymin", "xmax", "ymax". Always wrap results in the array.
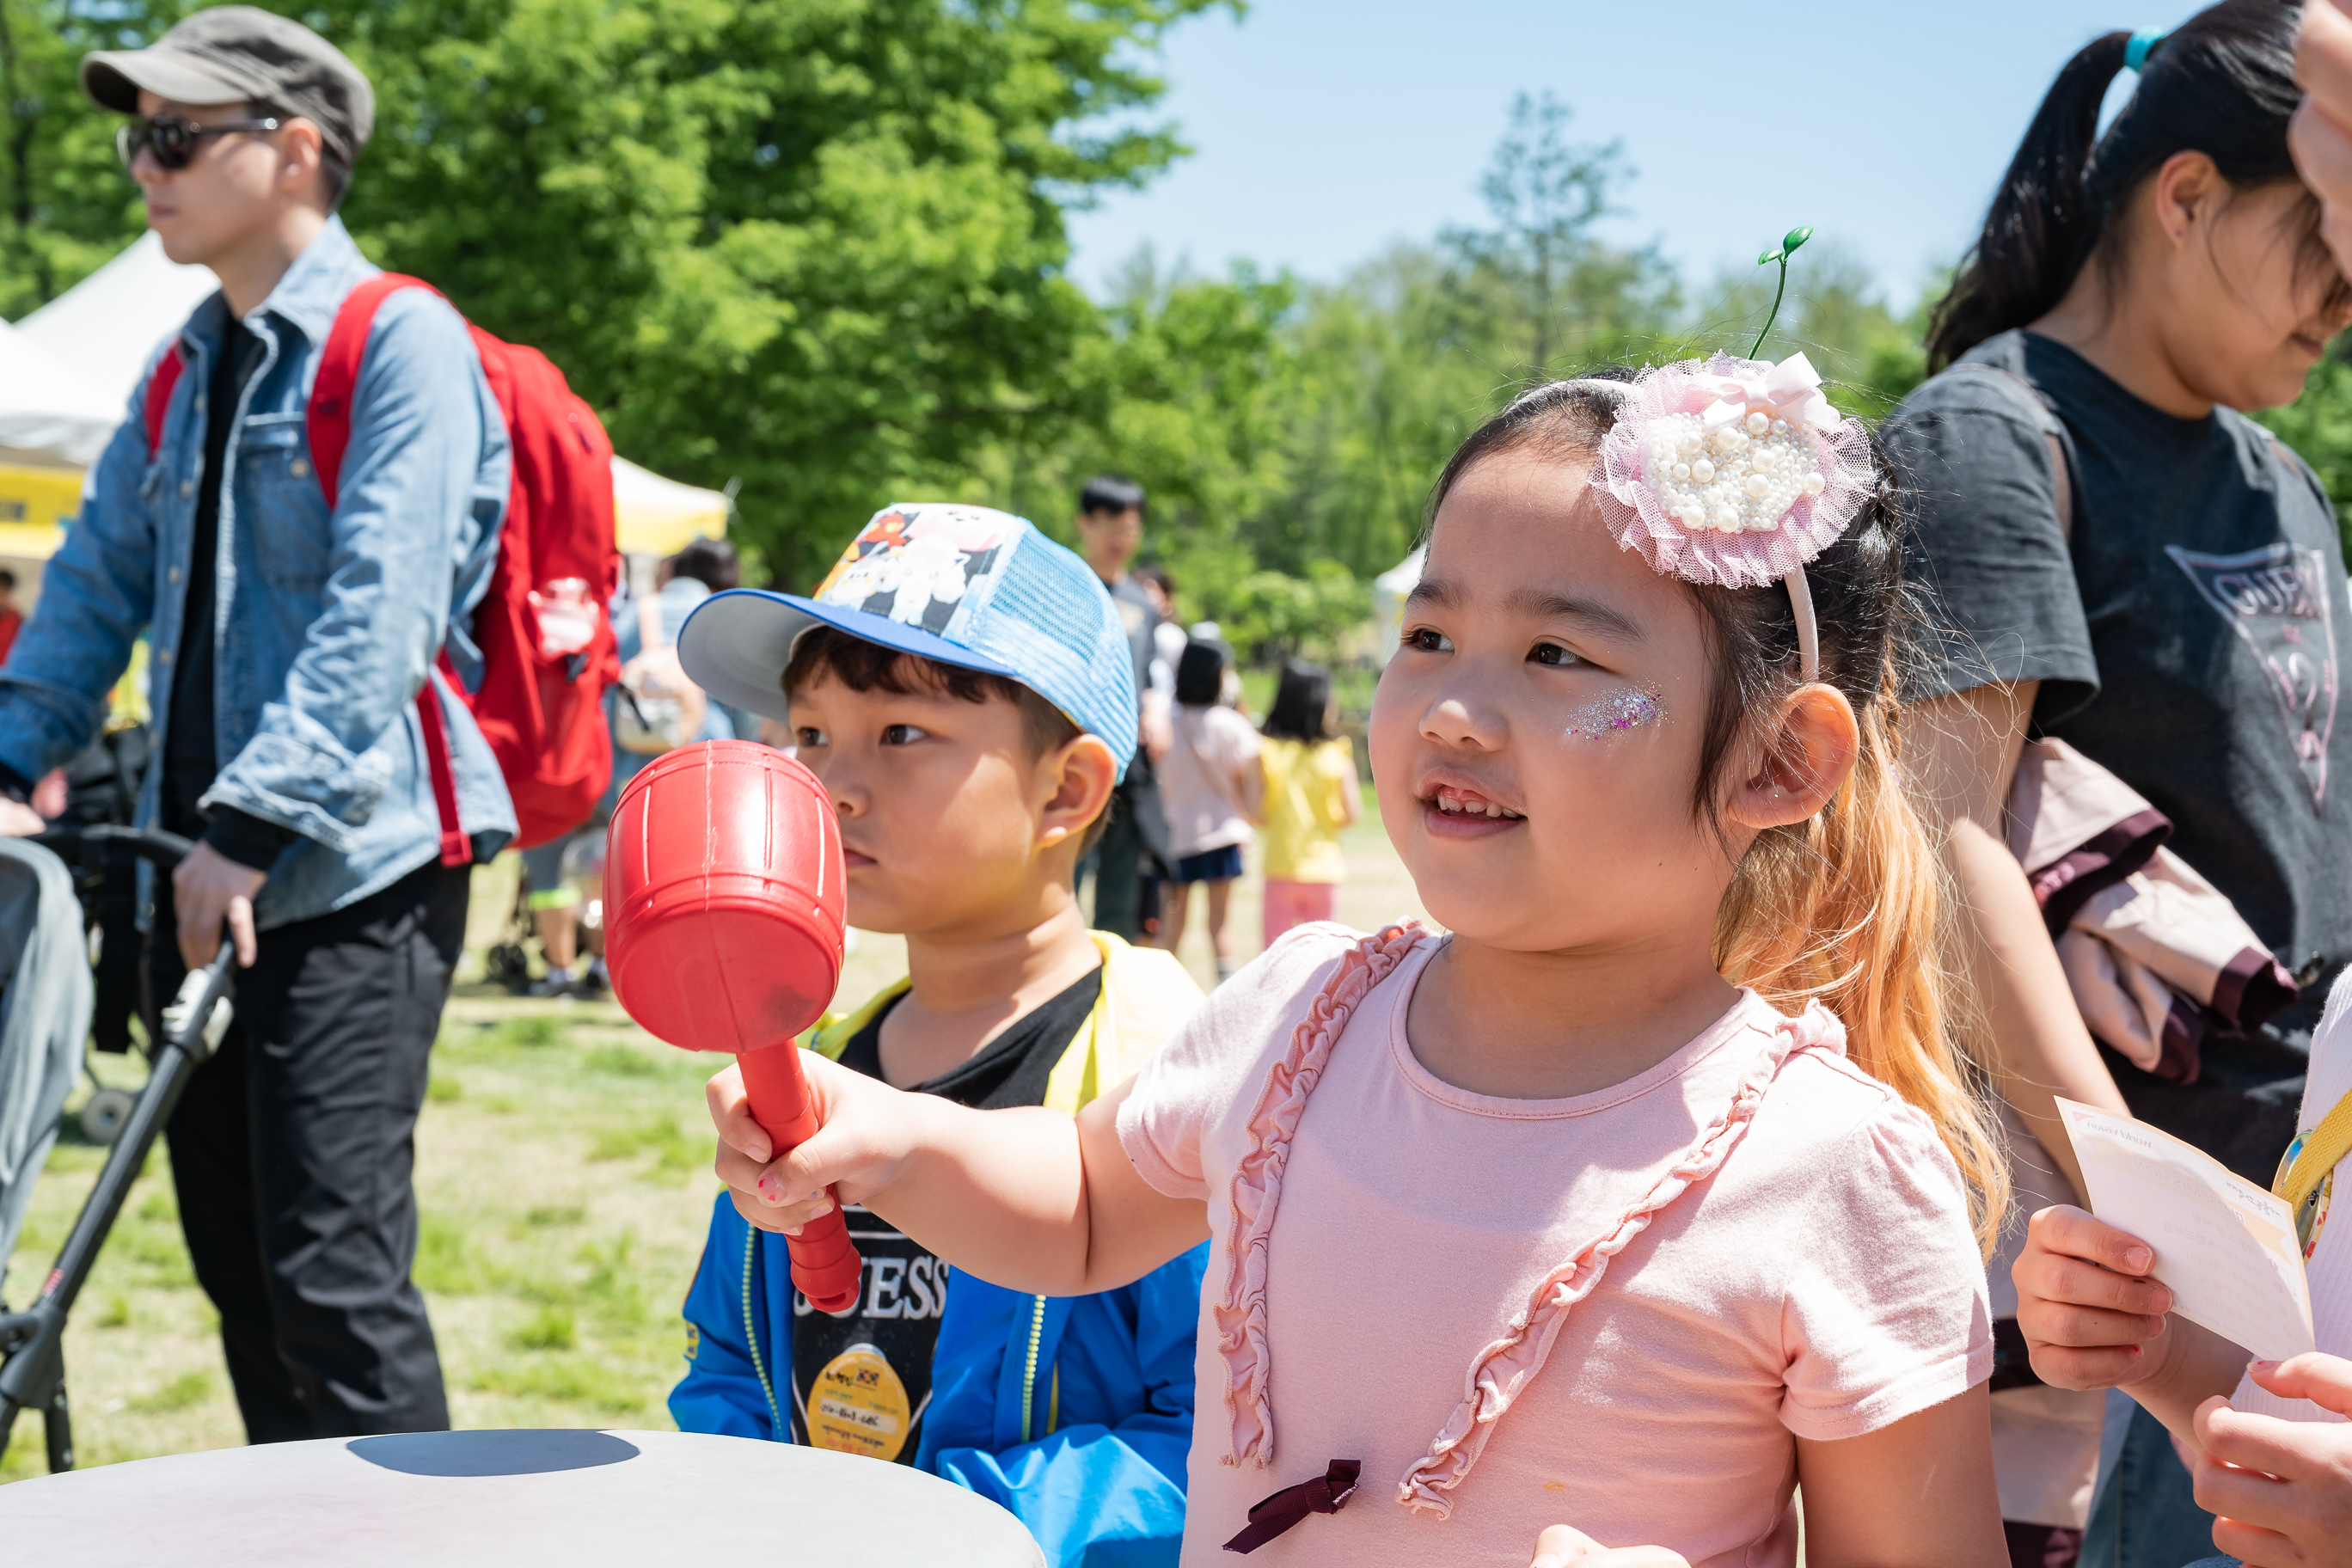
[{"xmin": 667, "ymin": 505, "xmax": 1209, "ymax": 1565}]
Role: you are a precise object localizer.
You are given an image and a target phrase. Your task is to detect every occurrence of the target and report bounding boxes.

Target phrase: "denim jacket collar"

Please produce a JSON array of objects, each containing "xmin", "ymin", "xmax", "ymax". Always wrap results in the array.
[{"xmin": 180, "ymin": 215, "xmax": 372, "ymax": 355}]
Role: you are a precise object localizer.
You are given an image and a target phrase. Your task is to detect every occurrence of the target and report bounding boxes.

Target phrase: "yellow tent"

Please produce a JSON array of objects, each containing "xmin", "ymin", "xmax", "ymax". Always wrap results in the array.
[
  {"xmin": 612, "ymin": 456, "xmax": 728, "ymax": 557},
  {"xmin": 0, "ymin": 456, "xmax": 83, "ymax": 561}
]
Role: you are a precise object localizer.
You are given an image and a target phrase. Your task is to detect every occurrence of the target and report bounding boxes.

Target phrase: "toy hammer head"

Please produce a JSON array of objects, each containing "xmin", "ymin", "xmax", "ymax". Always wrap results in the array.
[{"xmin": 603, "ymin": 740, "xmax": 846, "ymax": 1054}]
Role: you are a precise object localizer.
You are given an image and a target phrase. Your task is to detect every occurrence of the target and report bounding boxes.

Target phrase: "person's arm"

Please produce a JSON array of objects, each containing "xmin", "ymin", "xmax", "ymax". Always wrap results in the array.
[
  {"xmin": 707, "ymin": 1057, "xmax": 1209, "ymax": 1296},
  {"xmin": 202, "ymin": 291, "xmax": 501, "ymax": 848},
  {"xmin": 1233, "ymin": 728, "xmax": 1265, "ymax": 827},
  {"xmin": 1907, "ymin": 681, "xmax": 2128, "ymax": 1199},
  {"xmin": 1790, "ymin": 1386, "xmax": 2006, "ymax": 1566},
  {"xmin": 666, "ymin": 1205, "xmax": 782, "ymax": 1441},
  {"xmin": 1140, "ymin": 689, "xmax": 1173, "ymax": 764}
]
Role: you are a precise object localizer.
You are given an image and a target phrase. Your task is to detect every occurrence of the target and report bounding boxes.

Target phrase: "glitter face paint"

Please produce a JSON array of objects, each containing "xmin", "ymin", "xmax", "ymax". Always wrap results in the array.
[{"xmin": 1562, "ymin": 686, "xmax": 1662, "ymax": 740}]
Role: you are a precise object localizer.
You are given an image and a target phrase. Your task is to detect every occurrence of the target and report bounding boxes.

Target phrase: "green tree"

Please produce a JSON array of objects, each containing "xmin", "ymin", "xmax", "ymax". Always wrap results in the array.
[
  {"xmin": 0, "ymin": 0, "xmax": 1233, "ymax": 588},
  {"xmin": 1442, "ymin": 90, "xmax": 1679, "ymax": 386},
  {"xmin": 2257, "ymin": 344, "xmax": 2352, "ymax": 554},
  {"xmin": 0, "ymin": 0, "xmax": 162, "ymax": 316}
]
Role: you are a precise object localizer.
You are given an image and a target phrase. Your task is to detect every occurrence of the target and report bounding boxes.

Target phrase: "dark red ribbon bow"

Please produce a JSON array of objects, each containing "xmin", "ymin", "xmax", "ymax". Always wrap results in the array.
[{"xmin": 1222, "ymin": 1459, "xmax": 1363, "ymax": 1553}]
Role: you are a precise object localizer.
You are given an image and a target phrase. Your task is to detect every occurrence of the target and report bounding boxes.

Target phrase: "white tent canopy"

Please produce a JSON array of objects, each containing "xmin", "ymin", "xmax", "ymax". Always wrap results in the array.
[
  {"xmin": 16, "ymin": 231, "xmax": 217, "ymax": 434},
  {"xmin": 0, "ymin": 318, "xmax": 130, "ymax": 466}
]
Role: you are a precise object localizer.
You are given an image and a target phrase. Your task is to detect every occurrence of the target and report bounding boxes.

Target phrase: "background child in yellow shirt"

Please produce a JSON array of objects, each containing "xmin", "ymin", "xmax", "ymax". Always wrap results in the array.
[{"xmin": 1256, "ymin": 659, "xmax": 1361, "ymax": 945}]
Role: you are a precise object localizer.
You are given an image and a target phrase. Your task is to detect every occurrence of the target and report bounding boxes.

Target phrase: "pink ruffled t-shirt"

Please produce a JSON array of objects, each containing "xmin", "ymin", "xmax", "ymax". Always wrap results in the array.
[{"xmin": 1117, "ymin": 925, "xmax": 1993, "ymax": 1567}]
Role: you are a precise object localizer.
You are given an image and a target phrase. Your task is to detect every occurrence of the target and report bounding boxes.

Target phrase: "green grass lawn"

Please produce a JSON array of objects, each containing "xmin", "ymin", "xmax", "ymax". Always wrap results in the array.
[{"xmin": 1, "ymin": 802, "xmax": 1427, "ymax": 1484}]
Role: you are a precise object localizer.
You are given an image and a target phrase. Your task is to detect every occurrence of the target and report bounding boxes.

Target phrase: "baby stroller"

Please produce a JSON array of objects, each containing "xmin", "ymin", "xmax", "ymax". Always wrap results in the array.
[{"xmin": 0, "ymin": 824, "xmax": 236, "ymax": 1473}]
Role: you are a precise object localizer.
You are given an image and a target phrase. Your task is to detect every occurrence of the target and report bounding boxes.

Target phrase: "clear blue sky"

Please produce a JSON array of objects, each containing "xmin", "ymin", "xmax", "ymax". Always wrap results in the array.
[{"xmin": 1065, "ymin": 0, "xmax": 2149, "ymax": 310}]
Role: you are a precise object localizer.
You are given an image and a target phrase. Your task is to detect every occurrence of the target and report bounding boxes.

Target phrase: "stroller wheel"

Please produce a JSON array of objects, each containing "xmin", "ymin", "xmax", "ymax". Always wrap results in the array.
[{"xmin": 79, "ymin": 1087, "xmax": 135, "ymax": 1145}]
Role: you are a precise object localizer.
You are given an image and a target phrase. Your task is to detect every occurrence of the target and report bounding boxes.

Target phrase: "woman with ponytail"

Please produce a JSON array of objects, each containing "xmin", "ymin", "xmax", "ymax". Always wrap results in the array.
[
  {"xmin": 695, "ymin": 352, "xmax": 2009, "ymax": 1567},
  {"xmin": 1886, "ymin": 5, "xmax": 2352, "ymax": 1565}
]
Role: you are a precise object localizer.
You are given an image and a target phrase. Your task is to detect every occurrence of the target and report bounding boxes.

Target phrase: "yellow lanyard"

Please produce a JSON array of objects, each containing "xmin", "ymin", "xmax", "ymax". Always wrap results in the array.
[{"xmin": 2275, "ymin": 1087, "xmax": 2352, "ymax": 1214}]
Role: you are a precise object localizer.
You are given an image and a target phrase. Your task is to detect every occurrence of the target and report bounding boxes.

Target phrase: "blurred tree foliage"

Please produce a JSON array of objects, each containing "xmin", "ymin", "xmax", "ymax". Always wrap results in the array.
[
  {"xmin": 0, "ymin": 9, "xmax": 1989, "ymax": 662},
  {"xmin": 0, "ymin": 0, "xmax": 1230, "ymax": 591}
]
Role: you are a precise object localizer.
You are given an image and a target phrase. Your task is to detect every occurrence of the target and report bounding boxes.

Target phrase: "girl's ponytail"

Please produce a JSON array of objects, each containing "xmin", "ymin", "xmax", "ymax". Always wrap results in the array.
[
  {"xmin": 1713, "ymin": 679, "xmax": 2008, "ymax": 1253},
  {"xmin": 1925, "ymin": 30, "xmax": 2130, "ymax": 371},
  {"xmin": 1927, "ymin": 2, "xmax": 2321, "ymax": 373}
]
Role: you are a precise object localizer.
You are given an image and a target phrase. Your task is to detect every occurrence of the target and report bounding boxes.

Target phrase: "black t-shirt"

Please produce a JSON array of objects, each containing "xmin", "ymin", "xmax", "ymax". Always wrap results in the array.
[
  {"xmin": 1886, "ymin": 329, "xmax": 2352, "ymax": 1178},
  {"xmin": 162, "ymin": 320, "xmax": 293, "ymax": 871},
  {"xmin": 787, "ymin": 965, "xmax": 1102, "ymax": 1461},
  {"xmin": 165, "ymin": 319, "xmax": 266, "ymax": 829}
]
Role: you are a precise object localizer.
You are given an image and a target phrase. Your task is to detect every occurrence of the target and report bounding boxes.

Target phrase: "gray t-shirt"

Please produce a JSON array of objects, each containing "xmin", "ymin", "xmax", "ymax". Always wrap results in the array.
[
  {"xmin": 1886, "ymin": 329, "xmax": 2352, "ymax": 1179},
  {"xmin": 1109, "ymin": 573, "xmax": 1160, "ymax": 711}
]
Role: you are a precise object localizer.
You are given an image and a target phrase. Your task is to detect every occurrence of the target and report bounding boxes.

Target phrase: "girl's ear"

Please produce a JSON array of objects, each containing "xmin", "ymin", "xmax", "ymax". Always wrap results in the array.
[
  {"xmin": 1721, "ymin": 683, "xmax": 1860, "ymax": 831},
  {"xmin": 1038, "ymin": 734, "xmax": 1119, "ymax": 853},
  {"xmin": 2150, "ymin": 149, "xmax": 2225, "ymax": 248}
]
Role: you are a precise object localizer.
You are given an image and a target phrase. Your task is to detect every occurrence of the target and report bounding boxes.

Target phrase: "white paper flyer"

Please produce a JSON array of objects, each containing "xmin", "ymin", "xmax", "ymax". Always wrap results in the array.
[{"xmin": 2055, "ymin": 1098, "xmax": 2314, "ymax": 1361}]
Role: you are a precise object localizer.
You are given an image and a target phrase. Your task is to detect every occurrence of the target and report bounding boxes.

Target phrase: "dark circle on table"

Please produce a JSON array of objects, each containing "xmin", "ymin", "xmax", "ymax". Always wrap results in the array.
[{"xmin": 346, "ymin": 1429, "xmax": 641, "ymax": 1477}]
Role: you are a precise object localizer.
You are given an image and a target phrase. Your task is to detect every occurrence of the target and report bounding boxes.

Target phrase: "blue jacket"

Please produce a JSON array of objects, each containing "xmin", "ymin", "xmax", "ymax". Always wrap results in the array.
[
  {"xmin": 671, "ymin": 934, "xmax": 1210, "ymax": 1566},
  {"xmin": 673, "ymin": 1196, "xmax": 1207, "ymax": 1567},
  {"xmin": 0, "ymin": 217, "xmax": 515, "ymax": 926}
]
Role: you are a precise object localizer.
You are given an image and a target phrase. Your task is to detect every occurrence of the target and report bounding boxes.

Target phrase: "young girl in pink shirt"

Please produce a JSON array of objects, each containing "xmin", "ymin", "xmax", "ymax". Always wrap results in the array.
[{"xmin": 707, "ymin": 358, "xmax": 2010, "ymax": 1566}]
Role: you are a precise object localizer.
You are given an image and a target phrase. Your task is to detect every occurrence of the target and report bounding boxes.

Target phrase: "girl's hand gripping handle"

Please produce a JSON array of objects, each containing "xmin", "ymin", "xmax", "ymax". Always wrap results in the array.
[{"xmin": 737, "ymin": 1045, "xmax": 862, "ymax": 1313}]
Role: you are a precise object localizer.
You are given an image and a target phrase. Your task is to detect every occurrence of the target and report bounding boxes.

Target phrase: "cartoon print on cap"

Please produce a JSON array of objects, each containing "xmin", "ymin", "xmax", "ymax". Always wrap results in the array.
[{"xmin": 813, "ymin": 505, "xmax": 1016, "ymax": 637}]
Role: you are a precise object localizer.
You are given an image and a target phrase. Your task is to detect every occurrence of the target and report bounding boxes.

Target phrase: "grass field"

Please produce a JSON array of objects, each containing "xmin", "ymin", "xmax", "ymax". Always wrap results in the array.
[{"xmin": 0, "ymin": 804, "xmax": 1424, "ymax": 1483}]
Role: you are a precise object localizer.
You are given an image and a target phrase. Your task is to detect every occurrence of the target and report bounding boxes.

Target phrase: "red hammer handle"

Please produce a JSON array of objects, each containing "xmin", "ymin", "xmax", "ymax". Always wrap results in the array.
[{"xmin": 738, "ymin": 1045, "xmax": 863, "ymax": 1314}]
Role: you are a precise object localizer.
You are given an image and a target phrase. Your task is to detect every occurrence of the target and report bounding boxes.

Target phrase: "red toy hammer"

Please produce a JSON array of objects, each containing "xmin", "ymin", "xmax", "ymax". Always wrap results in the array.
[{"xmin": 603, "ymin": 740, "xmax": 861, "ymax": 1312}]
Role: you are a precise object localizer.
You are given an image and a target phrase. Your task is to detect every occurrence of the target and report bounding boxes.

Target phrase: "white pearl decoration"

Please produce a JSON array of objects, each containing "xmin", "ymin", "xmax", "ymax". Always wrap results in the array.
[{"xmin": 1641, "ymin": 408, "xmax": 1827, "ymax": 535}]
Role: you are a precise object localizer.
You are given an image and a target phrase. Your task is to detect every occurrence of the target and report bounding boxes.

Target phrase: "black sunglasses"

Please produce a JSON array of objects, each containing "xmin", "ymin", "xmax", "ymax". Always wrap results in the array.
[{"xmin": 115, "ymin": 113, "xmax": 282, "ymax": 173}]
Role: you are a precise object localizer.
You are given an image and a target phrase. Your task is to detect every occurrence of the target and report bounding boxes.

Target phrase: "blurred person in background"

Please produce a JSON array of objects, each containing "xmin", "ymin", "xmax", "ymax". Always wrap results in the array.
[
  {"xmin": 1256, "ymin": 659, "xmax": 1361, "ymax": 946},
  {"xmin": 1158, "ymin": 638, "xmax": 1259, "ymax": 982},
  {"xmin": 0, "ymin": 9, "xmax": 515, "ymax": 1441},
  {"xmin": 1135, "ymin": 563, "xmax": 1186, "ymax": 702},
  {"xmin": 519, "ymin": 826, "xmax": 600, "ymax": 998},
  {"xmin": 1884, "ymin": 7, "xmax": 2352, "ymax": 1564},
  {"xmin": 1073, "ymin": 475, "xmax": 1172, "ymax": 941},
  {"xmin": 608, "ymin": 535, "xmax": 737, "ymax": 801}
]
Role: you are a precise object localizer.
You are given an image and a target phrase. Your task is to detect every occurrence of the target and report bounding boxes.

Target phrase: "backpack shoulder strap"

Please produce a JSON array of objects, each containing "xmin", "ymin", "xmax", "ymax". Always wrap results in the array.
[
  {"xmin": 303, "ymin": 272, "xmax": 474, "ymax": 867},
  {"xmin": 143, "ymin": 342, "xmax": 187, "ymax": 461},
  {"xmin": 306, "ymin": 273, "xmax": 443, "ymax": 510}
]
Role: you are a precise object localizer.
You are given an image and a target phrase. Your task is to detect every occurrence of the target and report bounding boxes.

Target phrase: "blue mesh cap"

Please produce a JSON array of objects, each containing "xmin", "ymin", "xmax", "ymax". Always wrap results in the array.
[{"xmin": 677, "ymin": 504, "xmax": 1140, "ymax": 779}]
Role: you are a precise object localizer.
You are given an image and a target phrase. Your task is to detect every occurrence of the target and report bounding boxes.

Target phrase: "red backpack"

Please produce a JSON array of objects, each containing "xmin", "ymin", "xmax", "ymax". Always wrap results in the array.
[{"xmin": 145, "ymin": 274, "xmax": 622, "ymax": 857}]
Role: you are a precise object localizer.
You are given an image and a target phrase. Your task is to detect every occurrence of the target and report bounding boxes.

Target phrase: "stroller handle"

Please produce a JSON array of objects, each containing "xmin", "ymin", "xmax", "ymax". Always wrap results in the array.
[{"xmin": 29, "ymin": 824, "xmax": 197, "ymax": 870}]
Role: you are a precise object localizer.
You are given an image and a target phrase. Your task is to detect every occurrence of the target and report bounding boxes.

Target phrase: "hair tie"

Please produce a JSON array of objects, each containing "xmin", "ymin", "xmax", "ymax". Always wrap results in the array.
[{"xmin": 2124, "ymin": 28, "xmax": 2164, "ymax": 73}]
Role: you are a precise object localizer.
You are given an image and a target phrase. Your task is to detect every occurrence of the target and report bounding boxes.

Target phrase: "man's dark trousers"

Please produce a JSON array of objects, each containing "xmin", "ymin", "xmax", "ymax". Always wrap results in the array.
[{"xmin": 147, "ymin": 858, "xmax": 468, "ymax": 1441}]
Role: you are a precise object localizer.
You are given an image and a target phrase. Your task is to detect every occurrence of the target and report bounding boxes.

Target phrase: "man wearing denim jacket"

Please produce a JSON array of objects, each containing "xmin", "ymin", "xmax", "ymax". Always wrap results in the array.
[{"xmin": 0, "ymin": 9, "xmax": 513, "ymax": 1438}]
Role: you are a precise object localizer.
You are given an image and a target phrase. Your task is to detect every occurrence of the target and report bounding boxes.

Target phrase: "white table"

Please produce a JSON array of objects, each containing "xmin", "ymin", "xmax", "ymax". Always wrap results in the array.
[{"xmin": 0, "ymin": 1427, "xmax": 1045, "ymax": 1566}]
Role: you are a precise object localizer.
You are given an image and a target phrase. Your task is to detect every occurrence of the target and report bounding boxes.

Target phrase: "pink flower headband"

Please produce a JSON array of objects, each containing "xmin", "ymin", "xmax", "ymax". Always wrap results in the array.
[
  {"xmin": 1565, "ymin": 228, "xmax": 1871, "ymax": 683},
  {"xmin": 1584, "ymin": 350, "xmax": 1874, "ymax": 681}
]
